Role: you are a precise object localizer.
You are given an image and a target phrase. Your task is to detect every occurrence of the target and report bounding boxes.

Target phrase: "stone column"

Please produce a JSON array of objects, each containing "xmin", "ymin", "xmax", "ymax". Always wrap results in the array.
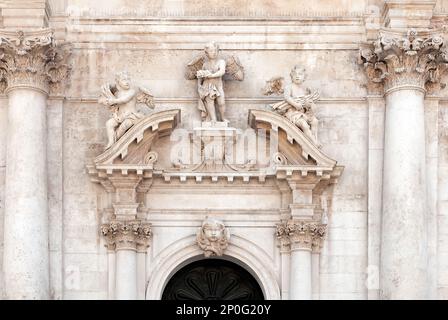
[
  {"xmin": 276, "ymin": 180, "xmax": 292, "ymax": 300},
  {"xmin": 101, "ymin": 220, "xmax": 151, "ymax": 300},
  {"xmin": 276, "ymin": 222, "xmax": 291, "ymax": 300},
  {"xmin": 107, "ymin": 247, "xmax": 116, "ymax": 300},
  {"xmin": 290, "ymin": 244, "xmax": 312, "ymax": 300},
  {"xmin": 359, "ymin": 29, "xmax": 447, "ymax": 299},
  {"xmin": 0, "ymin": 29, "xmax": 70, "ymax": 299},
  {"xmin": 277, "ymin": 220, "xmax": 326, "ymax": 300},
  {"xmin": 311, "ymin": 225, "xmax": 326, "ymax": 300}
]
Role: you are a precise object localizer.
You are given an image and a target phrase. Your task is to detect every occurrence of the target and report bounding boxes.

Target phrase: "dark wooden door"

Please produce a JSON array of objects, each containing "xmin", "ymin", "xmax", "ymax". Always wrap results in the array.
[{"xmin": 162, "ymin": 259, "xmax": 264, "ymax": 300}]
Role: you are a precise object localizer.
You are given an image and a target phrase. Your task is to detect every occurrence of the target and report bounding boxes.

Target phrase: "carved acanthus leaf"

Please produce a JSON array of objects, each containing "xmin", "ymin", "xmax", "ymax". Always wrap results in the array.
[
  {"xmin": 101, "ymin": 220, "xmax": 152, "ymax": 251},
  {"xmin": 359, "ymin": 29, "xmax": 448, "ymax": 92},
  {"xmin": 276, "ymin": 219, "xmax": 327, "ymax": 252},
  {"xmin": 0, "ymin": 30, "xmax": 72, "ymax": 95}
]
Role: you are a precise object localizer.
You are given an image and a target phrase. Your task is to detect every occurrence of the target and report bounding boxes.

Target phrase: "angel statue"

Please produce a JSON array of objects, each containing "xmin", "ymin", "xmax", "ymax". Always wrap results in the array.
[
  {"xmin": 98, "ymin": 71, "xmax": 155, "ymax": 150},
  {"xmin": 196, "ymin": 218, "xmax": 229, "ymax": 258},
  {"xmin": 186, "ymin": 41, "xmax": 244, "ymax": 122},
  {"xmin": 270, "ymin": 65, "xmax": 321, "ymax": 148}
]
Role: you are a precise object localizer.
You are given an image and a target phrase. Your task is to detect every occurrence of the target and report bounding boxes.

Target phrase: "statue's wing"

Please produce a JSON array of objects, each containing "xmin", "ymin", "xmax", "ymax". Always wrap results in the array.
[
  {"xmin": 185, "ymin": 54, "xmax": 205, "ymax": 80},
  {"xmin": 136, "ymin": 86, "xmax": 155, "ymax": 110},
  {"xmin": 224, "ymin": 54, "xmax": 244, "ymax": 81},
  {"xmin": 98, "ymin": 83, "xmax": 116, "ymax": 105},
  {"xmin": 263, "ymin": 77, "xmax": 284, "ymax": 96}
]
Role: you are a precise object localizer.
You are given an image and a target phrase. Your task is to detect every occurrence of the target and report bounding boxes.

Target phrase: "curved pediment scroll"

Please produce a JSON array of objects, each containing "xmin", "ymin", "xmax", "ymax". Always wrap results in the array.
[
  {"xmin": 94, "ymin": 109, "xmax": 181, "ymax": 165},
  {"xmin": 248, "ymin": 109, "xmax": 336, "ymax": 168}
]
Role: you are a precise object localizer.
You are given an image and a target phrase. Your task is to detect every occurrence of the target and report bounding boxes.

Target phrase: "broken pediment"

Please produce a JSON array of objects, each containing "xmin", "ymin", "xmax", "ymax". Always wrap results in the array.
[
  {"xmin": 248, "ymin": 109, "xmax": 337, "ymax": 168},
  {"xmin": 93, "ymin": 109, "xmax": 181, "ymax": 166},
  {"xmin": 87, "ymin": 107, "xmax": 342, "ymax": 186}
]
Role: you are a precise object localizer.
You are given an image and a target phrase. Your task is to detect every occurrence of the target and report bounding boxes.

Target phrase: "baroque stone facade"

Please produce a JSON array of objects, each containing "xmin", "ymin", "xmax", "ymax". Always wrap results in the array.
[{"xmin": 1, "ymin": 0, "xmax": 448, "ymax": 300}]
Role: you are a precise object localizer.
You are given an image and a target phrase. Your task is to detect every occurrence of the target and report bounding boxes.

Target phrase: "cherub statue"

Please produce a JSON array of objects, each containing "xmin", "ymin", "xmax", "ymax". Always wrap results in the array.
[
  {"xmin": 196, "ymin": 218, "xmax": 229, "ymax": 257},
  {"xmin": 186, "ymin": 41, "xmax": 244, "ymax": 122},
  {"xmin": 98, "ymin": 71, "xmax": 155, "ymax": 150},
  {"xmin": 270, "ymin": 65, "xmax": 321, "ymax": 148}
]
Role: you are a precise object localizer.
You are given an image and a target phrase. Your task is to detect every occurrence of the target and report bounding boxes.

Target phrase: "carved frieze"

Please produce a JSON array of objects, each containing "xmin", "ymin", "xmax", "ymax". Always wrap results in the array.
[
  {"xmin": 197, "ymin": 218, "xmax": 230, "ymax": 257},
  {"xmin": 0, "ymin": 29, "xmax": 71, "ymax": 95},
  {"xmin": 359, "ymin": 29, "xmax": 448, "ymax": 93},
  {"xmin": 101, "ymin": 219, "xmax": 152, "ymax": 252}
]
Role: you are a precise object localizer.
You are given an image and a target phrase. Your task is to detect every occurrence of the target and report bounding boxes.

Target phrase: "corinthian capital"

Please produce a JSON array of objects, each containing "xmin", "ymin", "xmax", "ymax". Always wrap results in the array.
[
  {"xmin": 0, "ymin": 29, "xmax": 71, "ymax": 95},
  {"xmin": 101, "ymin": 220, "xmax": 152, "ymax": 252},
  {"xmin": 276, "ymin": 219, "xmax": 327, "ymax": 252},
  {"xmin": 359, "ymin": 29, "xmax": 448, "ymax": 93}
]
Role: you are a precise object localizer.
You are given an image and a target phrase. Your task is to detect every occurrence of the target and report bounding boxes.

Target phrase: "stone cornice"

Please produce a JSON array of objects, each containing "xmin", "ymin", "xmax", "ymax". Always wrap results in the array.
[
  {"xmin": 359, "ymin": 29, "xmax": 448, "ymax": 94},
  {"xmin": 101, "ymin": 219, "xmax": 152, "ymax": 252},
  {"xmin": 276, "ymin": 219, "xmax": 327, "ymax": 252},
  {"xmin": 0, "ymin": 29, "xmax": 71, "ymax": 95}
]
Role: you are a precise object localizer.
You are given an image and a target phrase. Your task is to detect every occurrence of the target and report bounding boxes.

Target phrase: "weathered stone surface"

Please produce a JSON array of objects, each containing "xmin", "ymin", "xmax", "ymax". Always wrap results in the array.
[{"xmin": 1, "ymin": 0, "xmax": 448, "ymax": 300}]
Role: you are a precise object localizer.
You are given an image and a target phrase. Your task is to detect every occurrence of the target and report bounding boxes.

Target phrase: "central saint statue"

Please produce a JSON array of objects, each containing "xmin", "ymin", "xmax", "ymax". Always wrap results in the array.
[{"xmin": 186, "ymin": 41, "xmax": 244, "ymax": 122}]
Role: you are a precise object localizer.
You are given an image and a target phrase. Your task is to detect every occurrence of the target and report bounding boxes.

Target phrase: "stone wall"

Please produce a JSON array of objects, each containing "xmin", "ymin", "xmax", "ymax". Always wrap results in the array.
[
  {"xmin": 58, "ymin": 10, "xmax": 370, "ymax": 298},
  {"xmin": 0, "ymin": 0, "xmax": 448, "ymax": 300}
]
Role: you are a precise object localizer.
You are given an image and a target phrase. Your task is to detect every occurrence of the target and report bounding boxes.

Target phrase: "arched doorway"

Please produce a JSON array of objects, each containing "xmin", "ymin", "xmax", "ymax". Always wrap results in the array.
[{"xmin": 161, "ymin": 259, "xmax": 264, "ymax": 300}]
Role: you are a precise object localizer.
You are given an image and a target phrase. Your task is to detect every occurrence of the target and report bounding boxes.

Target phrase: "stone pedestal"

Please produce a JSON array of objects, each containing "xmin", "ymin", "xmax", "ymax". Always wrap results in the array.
[
  {"xmin": 382, "ymin": 0, "xmax": 436, "ymax": 29},
  {"xmin": 193, "ymin": 121, "xmax": 237, "ymax": 166},
  {"xmin": 1, "ymin": 0, "xmax": 50, "ymax": 30},
  {"xmin": 0, "ymin": 29, "xmax": 70, "ymax": 299}
]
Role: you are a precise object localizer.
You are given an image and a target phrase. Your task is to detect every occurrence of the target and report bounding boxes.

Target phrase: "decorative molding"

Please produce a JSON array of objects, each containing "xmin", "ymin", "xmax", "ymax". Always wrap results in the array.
[
  {"xmin": 248, "ymin": 109, "xmax": 337, "ymax": 167},
  {"xmin": 359, "ymin": 29, "xmax": 448, "ymax": 94},
  {"xmin": 0, "ymin": 29, "xmax": 71, "ymax": 95},
  {"xmin": 382, "ymin": 0, "xmax": 436, "ymax": 29},
  {"xmin": 65, "ymin": 96, "xmax": 368, "ymax": 104},
  {"xmin": 101, "ymin": 219, "xmax": 152, "ymax": 252},
  {"xmin": 64, "ymin": 9, "xmax": 364, "ymax": 19},
  {"xmin": 92, "ymin": 109, "xmax": 180, "ymax": 165},
  {"xmin": 276, "ymin": 219, "xmax": 327, "ymax": 252}
]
